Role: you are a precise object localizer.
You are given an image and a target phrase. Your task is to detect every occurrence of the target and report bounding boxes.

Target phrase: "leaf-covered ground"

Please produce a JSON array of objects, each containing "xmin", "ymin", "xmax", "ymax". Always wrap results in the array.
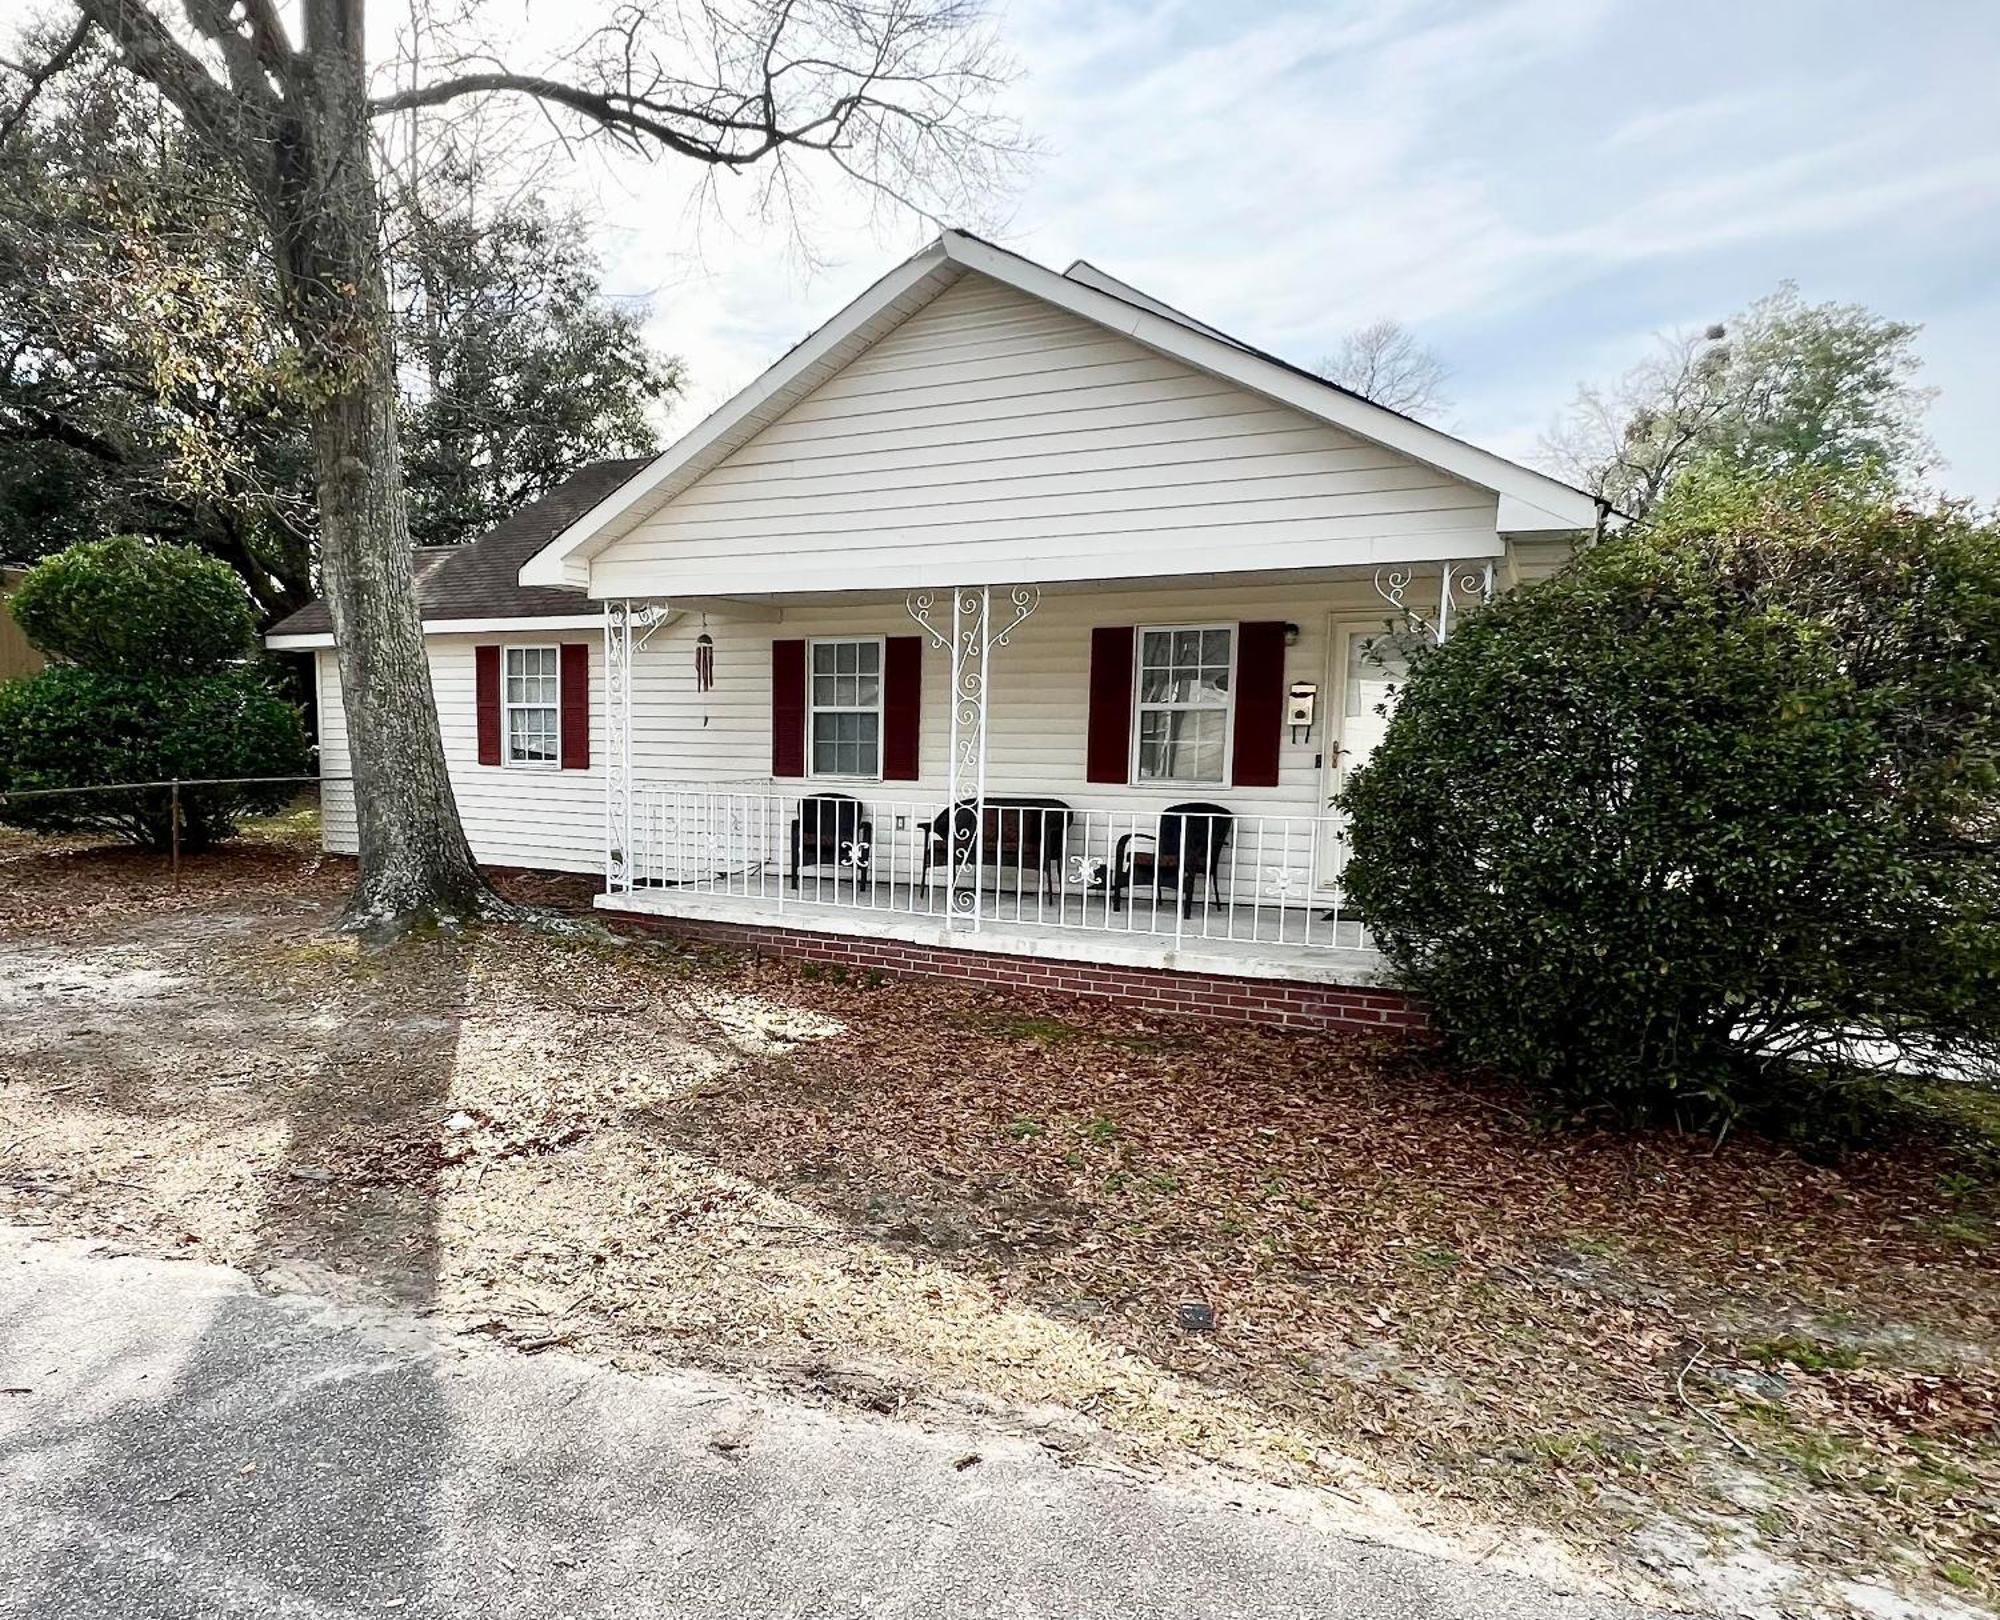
[{"xmin": 2, "ymin": 822, "xmax": 1995, "ymax": 1617}]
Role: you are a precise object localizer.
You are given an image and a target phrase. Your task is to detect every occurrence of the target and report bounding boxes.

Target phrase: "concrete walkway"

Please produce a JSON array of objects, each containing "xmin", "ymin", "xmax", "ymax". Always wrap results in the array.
[{"xmin": 0, "ymin": 1230, "xmax": 1676, "ymax": 1620}]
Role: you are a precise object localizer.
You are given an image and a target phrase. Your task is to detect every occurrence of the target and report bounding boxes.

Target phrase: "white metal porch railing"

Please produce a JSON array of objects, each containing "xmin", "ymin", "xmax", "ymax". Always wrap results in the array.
[{"xmin": 618, "ymin": 784, "xmax": 1372, "ymax": 952}]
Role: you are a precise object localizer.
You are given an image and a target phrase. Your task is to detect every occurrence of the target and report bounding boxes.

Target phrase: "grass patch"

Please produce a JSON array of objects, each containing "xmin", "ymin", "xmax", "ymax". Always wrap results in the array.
[{"xmin": 1740, "ymin": 1333, "xmax": 1863, "ymax": 1374}]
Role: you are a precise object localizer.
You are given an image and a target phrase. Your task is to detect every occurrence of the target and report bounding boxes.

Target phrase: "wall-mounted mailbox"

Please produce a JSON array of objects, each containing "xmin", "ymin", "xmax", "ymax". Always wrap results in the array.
[{"xmin": 1287, "ymin": 680, "xmax": 1317, "ymax": 739}]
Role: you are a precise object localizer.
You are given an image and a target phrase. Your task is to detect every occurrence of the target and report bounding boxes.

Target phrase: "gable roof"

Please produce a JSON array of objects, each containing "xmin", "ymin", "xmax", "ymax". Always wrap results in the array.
[
  {"xmin": 518, "ymin": 232, "xmax": 1600, "ymax": 591},
  {"xmin": 266, "ymin": 458, "xmax": 650, "ymax": 643}
]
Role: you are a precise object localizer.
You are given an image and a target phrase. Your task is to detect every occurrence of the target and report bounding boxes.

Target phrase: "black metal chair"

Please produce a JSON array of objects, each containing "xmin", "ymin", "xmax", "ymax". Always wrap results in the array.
[
  {"xmin": 789, "ymin": 793, "xmax": 871, "ymax": 892},
  {"xmin": 1112, "ymin": 802, "xmax": 1234, "ymax": 918}
]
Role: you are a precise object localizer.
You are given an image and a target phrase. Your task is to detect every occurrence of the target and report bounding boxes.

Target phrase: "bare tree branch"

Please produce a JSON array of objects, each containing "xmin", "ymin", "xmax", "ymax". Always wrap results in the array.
[
  {"xmin": 0, "ymin": 15, "xmax": 95, "ymax": 142},
  {"xmin": 1319, "ymin": 319, "xmax": 1451, "ymax": 420}
]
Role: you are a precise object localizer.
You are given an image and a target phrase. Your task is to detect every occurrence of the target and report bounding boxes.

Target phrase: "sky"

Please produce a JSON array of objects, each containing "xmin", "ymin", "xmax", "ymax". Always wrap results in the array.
[{"xmin": 517, "ymin": 0, "xmax": 2000, "ymax": 498}]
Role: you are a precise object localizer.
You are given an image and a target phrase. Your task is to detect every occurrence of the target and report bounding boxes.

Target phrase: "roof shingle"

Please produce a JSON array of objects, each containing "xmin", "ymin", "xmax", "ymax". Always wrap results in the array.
[{"xmin": 267, "ymin": 457, "xmax": 651, "ymax": 639}]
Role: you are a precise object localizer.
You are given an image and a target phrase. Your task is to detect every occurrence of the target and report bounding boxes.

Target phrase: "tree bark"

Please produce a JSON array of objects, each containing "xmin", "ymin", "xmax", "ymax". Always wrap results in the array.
[{"xmin": 276, "ymin": 0, "xmax": 490, "ymax": 927}]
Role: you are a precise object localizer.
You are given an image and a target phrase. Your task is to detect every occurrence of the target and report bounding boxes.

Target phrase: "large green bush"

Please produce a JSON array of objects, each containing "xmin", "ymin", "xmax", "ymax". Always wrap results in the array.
[
  {"xmin": 0, "ymin": 669, "xmax": 307, "ymax": 848},
  {"xmin": 9, "ymin": 534, "xmax": 258, "ymax": 676},
  {"xmin": 1341, "ymin": 475, "xmax": 2000, "ymax": 1124},
  {"xmin": 0, "ymin": 537, "xmax": 307, "ymax": 850}
]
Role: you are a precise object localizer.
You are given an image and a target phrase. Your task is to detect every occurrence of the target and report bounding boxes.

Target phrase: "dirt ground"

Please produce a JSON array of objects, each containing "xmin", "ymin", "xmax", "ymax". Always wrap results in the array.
[{"xmin": 2, "ymin": 822, "xmax": 1996, "ymax": 1618}]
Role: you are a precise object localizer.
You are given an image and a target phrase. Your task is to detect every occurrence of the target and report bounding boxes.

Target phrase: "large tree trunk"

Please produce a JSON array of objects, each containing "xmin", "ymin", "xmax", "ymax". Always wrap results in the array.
[{"xmin": 279, "ymin": 0, "xmax": 491, "ymax": 929}]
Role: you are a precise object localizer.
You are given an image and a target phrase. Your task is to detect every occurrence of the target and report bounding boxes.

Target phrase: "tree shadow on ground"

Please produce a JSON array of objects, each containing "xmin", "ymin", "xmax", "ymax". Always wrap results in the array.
[{"xmin": 0, "ymin": 932, "xmax": 469, "ymax": 1615}]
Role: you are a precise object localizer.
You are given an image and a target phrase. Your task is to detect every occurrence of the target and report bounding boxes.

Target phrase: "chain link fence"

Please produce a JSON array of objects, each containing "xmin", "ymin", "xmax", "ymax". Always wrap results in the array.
[{"xmin": 0, "ymin": 774, "xmax": 350, "ymax": 877}]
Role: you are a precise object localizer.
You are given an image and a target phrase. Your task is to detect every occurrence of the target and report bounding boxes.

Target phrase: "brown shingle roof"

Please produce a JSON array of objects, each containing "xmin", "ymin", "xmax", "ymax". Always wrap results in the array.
[{"xmin": 267, "ymin": 457, "xmax": 652, "ymax": 639}]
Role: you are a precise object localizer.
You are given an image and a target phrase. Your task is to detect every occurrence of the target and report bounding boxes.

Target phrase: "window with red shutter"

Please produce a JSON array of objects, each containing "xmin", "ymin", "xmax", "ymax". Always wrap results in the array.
[
  {"xmin": 1086, "ymin": 626, "xmax": 1135, "ymax": 784},
  {"xmin": 474, "ymin": 645, "xmax": 501, "ymax": 766},
  {"xmin": 771, "ymin": 639, "xmax": 806, "ymax": 777},
  {"xmin": 882, "ymin": 635, "xmax": 922, "ymax": 780},
  {"xmin": 1230, "ymin": 620, "xmax": 1287, "ymax": 788},
  {"xmin": 559, "ymin": 643, "xmax": 589, "ymax": 770}
]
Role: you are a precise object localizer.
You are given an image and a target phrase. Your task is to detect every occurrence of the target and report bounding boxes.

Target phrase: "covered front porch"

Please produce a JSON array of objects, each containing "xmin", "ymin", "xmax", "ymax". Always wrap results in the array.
[
  {"xmin": 590, "ymin": 561, "xmax": 1493, "ymax": 989},
  {"xmin": 603, "ymin": 780, "xmax": 1382, "ymax": 986}
]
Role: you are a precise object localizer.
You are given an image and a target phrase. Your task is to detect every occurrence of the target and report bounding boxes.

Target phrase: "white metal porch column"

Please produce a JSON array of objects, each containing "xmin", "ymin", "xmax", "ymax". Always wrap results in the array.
[
  {"xmin": 905, "ymin": 585, "xmax": 1040, "ymax": 931},
  {"xmin": 603, "ymin": 598, "xmax": 670, "ymax": 895},
  {"xmin": 1370, "ymin": 561, "xmax": 1495, "ymax": 643}
]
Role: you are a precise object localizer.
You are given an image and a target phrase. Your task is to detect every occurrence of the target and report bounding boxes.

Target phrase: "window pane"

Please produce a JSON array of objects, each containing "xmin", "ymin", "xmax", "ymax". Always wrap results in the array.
[
  {"xmin": 1345, "ymin": 634, "xmax": 1410, "ymax": 717},
  {"xmin": 857, "ymin": 641, "xmax": 880, "ymax": 674},
  {"xmin": 509, "ymin": 708, "xmax": 557, "ymax": 764},
  {"xmin": 1201, "ymin": 628, "xmax": 1230, "ymax": 665},
  {"xmin": 856, "ymin": 674, "xmax": 879, "ymax": 706},
  {"xmin": 1140, "ymin": 630, "xmax": 1171, "ymax": 668},
  {"xmin": 813, "ymin": 738, "xmax": 838, "ymax": 773},
  {"xmin": 1173, "ymin": 629, "xmax": 1200, "ymax": 665},
  {"xmin": 813, "ymin": 644, "xmax": 835, "ymax": 674},
  {"xmin": 836, "ymin": 641, "xmax": 857, "ymax": 674},
  {"xmin": 1139, "ymin": 667, "xmax": 1173, "ymax": 702}
]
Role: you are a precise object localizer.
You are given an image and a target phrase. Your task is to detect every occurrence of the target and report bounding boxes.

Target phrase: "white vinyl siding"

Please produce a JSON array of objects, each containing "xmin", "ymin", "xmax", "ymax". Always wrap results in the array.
[
  {"xmin": 590, "ymin": 274, "xmax": 1500, "ymax": 597},
  {"xmin": 311, "ymin": 566, "xmax": 1563, "ymax": 883},
  {"xmin": 314, "ymin": 637, "xmax": 603, "ymax": 872}
]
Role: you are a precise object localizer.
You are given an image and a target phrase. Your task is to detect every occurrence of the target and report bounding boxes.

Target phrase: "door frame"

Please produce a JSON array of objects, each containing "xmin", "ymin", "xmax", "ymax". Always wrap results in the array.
[{"xmin": 1318, "ymin": 614, "xmax": 1406, "ymax": 887}]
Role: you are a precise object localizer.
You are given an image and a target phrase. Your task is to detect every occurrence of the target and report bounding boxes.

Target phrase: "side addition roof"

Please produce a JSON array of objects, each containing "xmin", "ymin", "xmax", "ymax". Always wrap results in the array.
[{"xmin": 266, "ymin": 458, "xmax": 651, "ymax": 648}]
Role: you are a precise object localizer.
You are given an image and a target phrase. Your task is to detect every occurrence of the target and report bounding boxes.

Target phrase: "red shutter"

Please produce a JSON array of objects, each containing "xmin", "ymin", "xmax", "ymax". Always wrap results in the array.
[
  {"xmin": 1086, "ymin": 626, "xmax": 1135, "ymax": 784},
  {"xmin": 882, "ymin": 635, "xmax": 922, "ymax": 781},
  {"xmin": 772, "ymin": 639, "xmax": 807, "ymax": 777},
  {"xmin": 559, "ymin": 642, "xmax": 589, "ymax": 770},
  {"xmin": 1231, "ymin": 620, "xmax": 1287, "ymax": 788},
  {"xmin": 475, "ymin": 644, "xmax": 502, "ymax": 766}
]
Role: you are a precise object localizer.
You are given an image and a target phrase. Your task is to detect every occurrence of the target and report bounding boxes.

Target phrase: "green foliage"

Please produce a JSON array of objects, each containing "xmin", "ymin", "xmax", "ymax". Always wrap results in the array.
[
  {"xmin": 1341, "ymin": 474, "xmax": 2000, "ymax": 1124},
  {"xmin": 394, "ymin": 182, "xmax": 679, "ymax": 550},
  {"xmin": 0, "ymin": 666, "xmax": 308, "ymax": 849},
  {"xmin": 1548, "ymin": 282, "xmax": 1935, "ymax": 517},
  {"xmin": 10, "ymin": 536, "xmax": 256, "ymax": 674},
  {"xmin": 0, "ymin": 61, "xmax": 672, "ymax": 608}
]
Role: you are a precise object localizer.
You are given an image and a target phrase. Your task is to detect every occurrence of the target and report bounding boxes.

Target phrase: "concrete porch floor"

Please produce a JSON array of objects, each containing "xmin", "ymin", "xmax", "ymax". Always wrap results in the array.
[{"xmin": 597, "ymin": 876, "xmax": 1387, "ymax": 988}]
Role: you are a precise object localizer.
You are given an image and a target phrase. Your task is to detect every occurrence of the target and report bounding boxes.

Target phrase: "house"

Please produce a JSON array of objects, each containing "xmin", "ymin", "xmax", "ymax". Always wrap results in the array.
[
  {"xmin": 0, "ymin": 567, "xmax": 46, "ymax": 680},
  {"xmin": 268, "ymin": 231, "xmax": 1599, "ymax": 1031}
]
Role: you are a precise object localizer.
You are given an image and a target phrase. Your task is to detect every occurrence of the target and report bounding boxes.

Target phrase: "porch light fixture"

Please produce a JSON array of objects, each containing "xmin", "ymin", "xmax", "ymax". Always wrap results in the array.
[{"xmin": 1282, "ymin": 621, "xmax": 1300, "ymax": 647}]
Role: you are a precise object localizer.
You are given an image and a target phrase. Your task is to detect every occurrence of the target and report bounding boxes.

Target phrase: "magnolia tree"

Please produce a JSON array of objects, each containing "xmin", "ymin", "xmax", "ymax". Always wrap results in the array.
[
  {"xmin": 1341, "ymin": 473, "xmax": 2000, "ymax": 1128},
  {"xmin": 1, "ymin": 0, "xmax": 1019, "ymax": 932}
]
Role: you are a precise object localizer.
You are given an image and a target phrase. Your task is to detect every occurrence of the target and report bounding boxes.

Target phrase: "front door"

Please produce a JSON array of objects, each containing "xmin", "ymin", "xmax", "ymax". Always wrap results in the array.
[{"xmin": 1319, "ymin": 619, "xmax": 1412, "ymax": 887}]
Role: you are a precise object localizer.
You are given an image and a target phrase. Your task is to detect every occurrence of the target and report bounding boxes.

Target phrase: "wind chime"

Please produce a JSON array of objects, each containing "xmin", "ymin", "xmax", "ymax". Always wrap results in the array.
[{"xmin": 694, "ymin": 617, "xmax": 714, "ymax": 726}]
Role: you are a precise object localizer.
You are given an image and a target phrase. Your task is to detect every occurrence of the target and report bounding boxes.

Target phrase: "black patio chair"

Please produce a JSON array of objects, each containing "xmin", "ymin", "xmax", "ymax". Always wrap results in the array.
[
  {"xmin": 789, "ymin": 792, "xmax": 872, "ymax": 892},
  {"xmin": 1111, "ymin": 802, "xmax": 1234, "ymax": 918}
]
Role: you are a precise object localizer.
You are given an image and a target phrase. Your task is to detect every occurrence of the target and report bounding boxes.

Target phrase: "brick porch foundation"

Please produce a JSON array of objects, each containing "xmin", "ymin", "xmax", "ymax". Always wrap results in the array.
[{"xmin": 613, "ymin": 910, "xmax": 1428, "ymax": 1036}]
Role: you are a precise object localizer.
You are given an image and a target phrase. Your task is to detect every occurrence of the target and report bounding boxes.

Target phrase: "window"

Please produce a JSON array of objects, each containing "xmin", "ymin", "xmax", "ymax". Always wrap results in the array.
[
  {"xmin": 503, "ymin": 645, "xmax": 560, "ymax": 767},
  {"xmin": 1134, "ymin": 625, "xmax": 1233, "ymax": 784},
  {"xmin": 809, "ymin": 638, "xmax": 882, "ymax": 777}
]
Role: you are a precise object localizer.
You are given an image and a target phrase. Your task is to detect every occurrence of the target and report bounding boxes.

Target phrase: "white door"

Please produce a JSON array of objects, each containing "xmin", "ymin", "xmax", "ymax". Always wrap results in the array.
[{"xmin": 1319, "ymin": 620, "xmax": 1413, "ymax": 886}]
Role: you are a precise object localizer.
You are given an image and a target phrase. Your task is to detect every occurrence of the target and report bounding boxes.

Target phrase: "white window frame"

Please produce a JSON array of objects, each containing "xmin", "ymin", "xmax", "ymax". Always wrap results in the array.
[
  {"xmin": 501, "ymin": 642, "xmax": 562, "ymax": 771},
  {"xmin": 806, "ymin": 634, "xmax": 886, "ymax": 781},
  {"xmin": 1129, "ymin": 623, "xmax": 1237, "ymax": 788}
]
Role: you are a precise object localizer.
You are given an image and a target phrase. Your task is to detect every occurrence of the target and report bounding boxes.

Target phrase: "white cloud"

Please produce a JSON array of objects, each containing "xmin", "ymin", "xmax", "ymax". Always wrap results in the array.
[{"xmin": 384, "ymin": 0, "xmax": 2000, "ymax": 499}]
